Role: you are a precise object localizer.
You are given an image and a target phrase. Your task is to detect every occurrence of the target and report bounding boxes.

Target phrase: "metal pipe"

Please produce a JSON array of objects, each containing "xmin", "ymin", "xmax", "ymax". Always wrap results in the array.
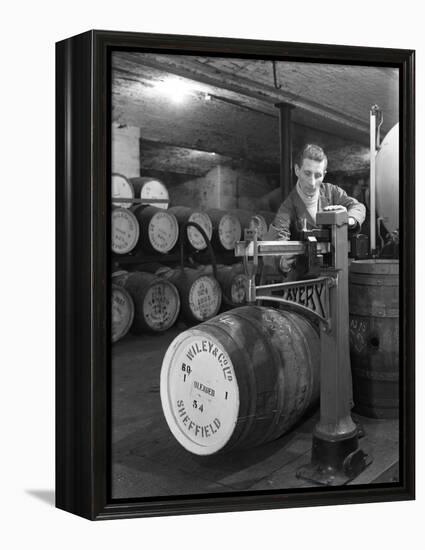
[
  {"xmin": 370, "ymin": 105, "xmax": 380, "ymax": 255},
  {"xmin": 275, "ymin": 102, "xmax": 294, "ymax": 201}
]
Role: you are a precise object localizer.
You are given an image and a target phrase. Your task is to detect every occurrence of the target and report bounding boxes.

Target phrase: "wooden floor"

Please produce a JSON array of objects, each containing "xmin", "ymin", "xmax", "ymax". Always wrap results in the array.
[{"xmin": 111, "ymin": 328, "xmax": 399, "ymax": 500}]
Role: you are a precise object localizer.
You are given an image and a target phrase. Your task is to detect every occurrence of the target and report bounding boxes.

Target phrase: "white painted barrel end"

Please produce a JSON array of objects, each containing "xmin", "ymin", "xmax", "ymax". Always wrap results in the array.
[{"xmin": 160, "ymin": 330, "xmax": 240, "ymax": 455}]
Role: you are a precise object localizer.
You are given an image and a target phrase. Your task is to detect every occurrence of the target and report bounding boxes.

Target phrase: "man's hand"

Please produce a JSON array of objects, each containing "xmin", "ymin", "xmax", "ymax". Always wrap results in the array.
[
  {"xmin": 323, "ymin": 205, "xmax": 347, "ymax": 212},
  {"xmin": 279, "ymin": 256, "xmax": 297, "ymax": 273},
  {"xmin": 323, "ymin": 205, "xmax": 356, "ymax": 227}
]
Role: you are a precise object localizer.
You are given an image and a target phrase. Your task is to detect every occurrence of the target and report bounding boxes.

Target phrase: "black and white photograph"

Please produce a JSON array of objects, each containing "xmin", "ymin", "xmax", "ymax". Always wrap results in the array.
[
  {"xmin": 110, "ymin": 50, "xmax": 403, "ymax": 499},
  {"xmin": 3, "ymin": 0, "xmax": 425, "ymax": 543}
]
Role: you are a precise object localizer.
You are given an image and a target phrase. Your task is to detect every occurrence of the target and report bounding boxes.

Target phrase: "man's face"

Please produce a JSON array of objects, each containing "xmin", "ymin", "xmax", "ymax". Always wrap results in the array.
[{"xmin": 295, "ymin": 158, "xmax": 327, "ymax": 197}]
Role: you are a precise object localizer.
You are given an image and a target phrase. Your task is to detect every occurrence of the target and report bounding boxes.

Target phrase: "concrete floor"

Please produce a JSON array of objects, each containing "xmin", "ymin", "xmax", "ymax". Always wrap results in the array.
[{"xmin": 111, "ymin": 327, "xmax": 399, "ymax": 500}]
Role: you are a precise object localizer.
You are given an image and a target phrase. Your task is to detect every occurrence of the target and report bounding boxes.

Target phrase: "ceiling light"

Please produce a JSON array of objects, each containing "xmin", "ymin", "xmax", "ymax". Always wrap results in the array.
[{"xmin": 152, "ymin": 77, "xmax": 197, "ymax": 104}]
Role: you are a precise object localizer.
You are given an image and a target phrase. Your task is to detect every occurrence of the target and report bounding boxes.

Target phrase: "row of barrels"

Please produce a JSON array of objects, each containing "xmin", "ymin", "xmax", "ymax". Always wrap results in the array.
[
  {"xmin": 112, "ymin": 264, "xmax": 249, "ymax": 343},
  {"xmin": 112, "ymin": 205, "xmax": 275, "ymax": 256},
  {"xmin": 112, "ymin": 174, "xmax": 171, "ymax": 210}
]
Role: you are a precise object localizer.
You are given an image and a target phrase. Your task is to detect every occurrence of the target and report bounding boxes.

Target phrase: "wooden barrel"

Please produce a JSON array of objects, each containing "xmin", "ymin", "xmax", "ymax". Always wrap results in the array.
[
  {"xmin": 111, "ymin": 283, "xmax": 135, "ymax": 342},
  {"xmin": 132, "ymin": 205, "xmax": 179, "ymax": 254},
  {"xmin": 129, "ymin": 176, "xmax": 170, "ymax": 210},
  {"xmin": 115, "ymin": 271, "xmax": 180, "ymax": 333},
  {"xmin": 202, "ymin": 264, "xmax": 247, "ymax": 307},
  {"xmin": 111, "ymin": 207, "xmax": 140, "ymax": 254},
  {"xmin": 206, "ymin": 209, "xmax": 242, "ymax": 252},
  {"xmin": 160, "ymin": 306, "xmax": 320, "ymax": 455},
  {"xmin": 252, "ymin": 212, "xmax": 274, "ymax": 239},
  {"xmin": 111, "ymin": 173, "xmax": 135, "ymax": 209},
  {"xmin": 161, "ymin": 267, "xmax": 222, "ymax": 324},
  {"xmin": 258, "ymin": 211, "xmax": 275, "ymax": 224},
  {"xmin": 168, "ymin": 207, "xmax": 213, "ymax": 251},
  {"xmin": 349, "ymin": 259, "xmax": 399, "ymax": 418},
  {"xmin": 230, "ymin": 209, "xmax": 255, "ymax": 230},
  {"xmin": 229, "ymin": 209, "xmax": 266, "ymax": 239}
]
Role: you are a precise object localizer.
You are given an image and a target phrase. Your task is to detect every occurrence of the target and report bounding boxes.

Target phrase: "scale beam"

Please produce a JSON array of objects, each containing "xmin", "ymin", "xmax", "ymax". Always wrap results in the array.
[{"xmin": 234, "ymin": 240, "xmax": 330, "ymax": 257}]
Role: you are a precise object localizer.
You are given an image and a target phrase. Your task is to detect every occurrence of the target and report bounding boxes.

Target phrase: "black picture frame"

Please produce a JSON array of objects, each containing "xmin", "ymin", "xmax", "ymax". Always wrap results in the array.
[{"xmin": 56, "ymin": 29, "xmax": 415, "ymax": 520}]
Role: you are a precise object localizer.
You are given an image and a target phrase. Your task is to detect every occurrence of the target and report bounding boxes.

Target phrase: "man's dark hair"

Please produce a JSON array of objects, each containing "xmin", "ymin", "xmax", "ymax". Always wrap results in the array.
[{"xmin": 295, "ymin": 144, "xmax": 328, "ymax": 169}]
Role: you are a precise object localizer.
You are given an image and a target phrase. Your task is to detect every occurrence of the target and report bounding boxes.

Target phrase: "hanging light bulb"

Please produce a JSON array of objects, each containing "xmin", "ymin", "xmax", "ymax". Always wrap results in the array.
[{"xmin": 151, "ymin": 77, "xmax": 197, "ymax": 104}]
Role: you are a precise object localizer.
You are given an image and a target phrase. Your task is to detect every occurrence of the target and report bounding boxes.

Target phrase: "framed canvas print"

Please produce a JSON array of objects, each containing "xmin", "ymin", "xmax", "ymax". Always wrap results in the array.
[{"xmin": 56, "ymin": 30, "xmax": 415, "ymax": 520}]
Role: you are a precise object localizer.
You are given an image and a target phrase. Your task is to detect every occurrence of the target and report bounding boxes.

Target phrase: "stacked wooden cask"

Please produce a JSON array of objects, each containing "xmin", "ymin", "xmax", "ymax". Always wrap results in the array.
[
  {"xmin": 156, "ymin": 266, "xmax": 222, "ymax": 325},
  {"xmin": 112, "ymin": 270, "xmax": 181, "ymax": 339},
  {"xmin": 111, "ymin": 273, "xmax": 135, "ymax": 343},
  {"xmin": 200, "ymin": 264, "xmax": 248, "ymax": 309}
]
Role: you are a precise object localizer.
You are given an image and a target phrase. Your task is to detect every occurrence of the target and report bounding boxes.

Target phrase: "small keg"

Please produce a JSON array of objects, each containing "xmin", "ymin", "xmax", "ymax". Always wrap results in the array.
[
  {"xmin": 111, "ymin": 283, "xmax": 134, "ymax": 342},
  {"xmin": 168, "ymin": 206, "xmax": 213, "ymax": 251},
  {"xmin": 230, "ymin": 209, "xmax": 255, "ymax": 231},
  {"xmin": 202, "ymin": 264, "xmax": 247, "ymax": 307},
  {"xmin": 161, "ymin": 267, "xmax": 222, "ymax": 324},
  {"xmin": 111, "ymin": 207, "xmax": 140, "ymax": 254},
  {"xmin": 258, "ymin": 211, "xmax": 275, "ymax": 224},
  {"xmin": 132, "ymin": 205, "xmax": 179, "ymax": 254},
  {"xmin": 129, "ymin": 176, "xmax": 170, "ymax": 210},
  {"xmin": 160, "ymin": 306, "xmax": 320, "ymax": 455},
  {"xmin": 250, "ymin": 214, "xmax": 270, "ymax": 239},
  {"xmin": 115, "ymin": 271, "xmax": 180, "ymax": 333},
  {"xmin": 111, "ymin": 173, "xmax": 135, "ymax": 209},
  {"xmin": 232, "ymin": 209, "xmax": 274, "ymax": 240},
  {"xmin": 206, "ymin": 209, "xmax": 242, "ymax": 252}
]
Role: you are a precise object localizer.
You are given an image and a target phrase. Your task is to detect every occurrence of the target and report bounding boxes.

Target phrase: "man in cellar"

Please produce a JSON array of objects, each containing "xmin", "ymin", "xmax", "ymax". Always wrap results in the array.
[{"xmin": 264, "ymin": 143, "xmax": 366, "ymax": 278}]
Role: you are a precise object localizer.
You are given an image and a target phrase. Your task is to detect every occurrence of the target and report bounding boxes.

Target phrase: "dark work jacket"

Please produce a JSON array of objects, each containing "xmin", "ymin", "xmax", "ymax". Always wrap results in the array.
[{"xmin": 267, "ymin": 182, "xmax": 366, "ymax": 241}]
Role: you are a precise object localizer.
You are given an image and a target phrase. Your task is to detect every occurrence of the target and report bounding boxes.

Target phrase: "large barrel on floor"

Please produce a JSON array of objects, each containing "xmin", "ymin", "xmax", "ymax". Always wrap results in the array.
[
  {"xmin": 114, "ymin": 271, "xmax": 180, "ymax": 333},
  {"xmin": 349, "ymin": 259, "xmax": 399, "ymax": 418},
  {"xmin": 160, "ymin": 267, "xmax": 222, "ymax": 324},
  {"xmin": 129, "ymin": 176, "xmax": 170, "ymax": 209},
  {"xmin": 160, "ymin": 306, "xmax": 320, "ymax": 455}
]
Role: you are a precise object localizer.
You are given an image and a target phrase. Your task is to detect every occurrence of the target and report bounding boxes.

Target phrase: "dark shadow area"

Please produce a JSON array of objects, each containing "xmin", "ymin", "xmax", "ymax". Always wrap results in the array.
[{"xmin": 26, "ymin": 489, "xmax": 55, "ymax": 507}]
